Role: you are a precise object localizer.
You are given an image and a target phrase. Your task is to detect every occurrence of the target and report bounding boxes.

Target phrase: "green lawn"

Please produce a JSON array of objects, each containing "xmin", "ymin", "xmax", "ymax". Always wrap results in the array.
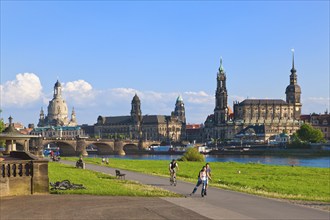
[
  {"xmin": 63, "ymin": 157, "xmax": 330, "ymax": 202},
  {"xmin": 48, "ymin": 162, "xmax": 180, "ymax": 197}
]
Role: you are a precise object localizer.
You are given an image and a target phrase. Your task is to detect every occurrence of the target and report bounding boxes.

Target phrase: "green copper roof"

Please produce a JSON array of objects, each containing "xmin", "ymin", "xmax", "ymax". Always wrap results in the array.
[
  {"xmin": 219, "ymin": 57, "xmax": 225, "ymax": 73},
  {"xmin": 176, "ymin": 95, "xmax": 183, "ymax": 102}
]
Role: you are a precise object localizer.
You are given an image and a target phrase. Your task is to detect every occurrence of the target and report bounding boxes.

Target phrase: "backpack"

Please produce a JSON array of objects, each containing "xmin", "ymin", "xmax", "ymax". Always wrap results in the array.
[{"xmin": 170, "ymin": 162, "xmax": 177, "ymax": 170}]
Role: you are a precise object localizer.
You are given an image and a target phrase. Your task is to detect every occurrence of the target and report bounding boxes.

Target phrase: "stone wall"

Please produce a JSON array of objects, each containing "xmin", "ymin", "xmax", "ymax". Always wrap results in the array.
[{"xmin": 0, "ymin": 152, "xmax": 49, "ymax": 197}]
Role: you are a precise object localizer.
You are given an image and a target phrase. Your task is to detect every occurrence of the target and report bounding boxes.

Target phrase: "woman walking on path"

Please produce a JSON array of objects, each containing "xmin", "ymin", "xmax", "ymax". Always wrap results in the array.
[
  {"xmin": 204, "ymin": 163, "xmax": 212, "ymax": 196},
  {"xmin": 190, "ymin": 166, "xmax": 209, "ymax": 197}
]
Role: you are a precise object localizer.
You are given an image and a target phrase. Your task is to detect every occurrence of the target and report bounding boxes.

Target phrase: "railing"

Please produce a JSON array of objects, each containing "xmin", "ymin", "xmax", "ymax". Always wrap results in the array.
[{"xmin": 1, "ymin": 161, "xmax": 33, "ymax": 178}]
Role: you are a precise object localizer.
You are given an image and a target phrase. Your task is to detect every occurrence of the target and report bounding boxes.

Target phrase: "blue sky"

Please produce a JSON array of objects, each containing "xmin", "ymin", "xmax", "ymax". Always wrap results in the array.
[{"xmin": 1, "ymin": 1, "xmax": 329, "ymax": 127}]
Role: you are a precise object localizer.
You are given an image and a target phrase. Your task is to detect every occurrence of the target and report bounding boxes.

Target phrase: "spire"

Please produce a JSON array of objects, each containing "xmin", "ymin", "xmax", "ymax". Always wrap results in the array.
[
  {"xmin": 291, "ymin": 49, "xmax": 296, "ymax": 73},
  {"xmin": 219, "ymin": 57, "xmax": 225, "ymax": 73}
]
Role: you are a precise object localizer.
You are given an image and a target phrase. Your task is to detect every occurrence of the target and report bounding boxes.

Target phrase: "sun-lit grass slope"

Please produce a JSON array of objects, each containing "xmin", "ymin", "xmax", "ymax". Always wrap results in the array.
[{"xmin": 48, "ymin": 162, "xmax": 180, "ymax": 197}]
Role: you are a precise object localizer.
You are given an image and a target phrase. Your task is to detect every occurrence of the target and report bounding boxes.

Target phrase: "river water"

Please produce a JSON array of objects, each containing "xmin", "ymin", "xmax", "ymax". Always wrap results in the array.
[{"xmin": 88, "ymin": 154, "xmax": 330, "ymax": 168}]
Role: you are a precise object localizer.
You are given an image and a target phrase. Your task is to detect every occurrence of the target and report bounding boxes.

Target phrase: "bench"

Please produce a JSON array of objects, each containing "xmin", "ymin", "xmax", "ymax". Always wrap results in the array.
[{"xmin": 115, "ymin": 170, "xmax": 126, "ymax": 179}]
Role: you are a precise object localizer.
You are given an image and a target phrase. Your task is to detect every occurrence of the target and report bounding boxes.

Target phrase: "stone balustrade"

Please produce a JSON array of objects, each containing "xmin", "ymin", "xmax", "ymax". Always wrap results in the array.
[
  {"xmin": 0, "ymin": 151, "xmax": 49, "ymax": 197},
  {"xmin": 1, "ymin": 161, "xmax": 33, "ymax": 178}
]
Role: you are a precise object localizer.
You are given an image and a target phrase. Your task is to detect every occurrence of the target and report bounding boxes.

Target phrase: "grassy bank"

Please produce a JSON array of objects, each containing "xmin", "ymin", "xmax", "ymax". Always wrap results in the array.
[
  {"xmin": 63, "ymin": 157, "xmax": 330, "ymax": 202},
  {"xmin": 48, "ymin": 162, "xmax": 180, "ymax": 197}
]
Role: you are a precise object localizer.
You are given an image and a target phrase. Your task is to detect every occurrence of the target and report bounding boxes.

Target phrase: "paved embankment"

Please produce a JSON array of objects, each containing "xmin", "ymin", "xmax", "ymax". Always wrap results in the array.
[
  {"xmin": 58, "ymin": 160, "xmax": 329, "ymax": 220},
  {"xmin": 0, "ymin": 195, "xmax": 209, "ymax": 220}
]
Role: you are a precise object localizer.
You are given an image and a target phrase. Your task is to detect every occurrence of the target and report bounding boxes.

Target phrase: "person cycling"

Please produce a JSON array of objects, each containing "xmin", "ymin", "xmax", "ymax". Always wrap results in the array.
[{"xmin": 169, "ymin": 159, "xmax": 179, "ymax": 186}]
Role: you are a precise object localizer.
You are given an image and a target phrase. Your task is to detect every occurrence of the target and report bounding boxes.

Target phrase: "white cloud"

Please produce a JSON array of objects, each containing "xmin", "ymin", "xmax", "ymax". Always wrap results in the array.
[
  {"xmin": 62, "ymin": 80, "xmax": 97, "ymax": 106},
  {"xmin": 0, "ymin": 73, "xmax": 43, "ymax": 107},
  {"xmin": 184, "ymin": 91, "xmax": 213, "ymax": 104}
]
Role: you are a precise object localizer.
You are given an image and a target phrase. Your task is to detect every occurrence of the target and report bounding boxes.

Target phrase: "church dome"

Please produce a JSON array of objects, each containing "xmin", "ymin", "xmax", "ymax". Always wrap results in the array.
[
  {"xmin": 46, "ymin": 80, "xmax": 69, "ymax": 125},
  {"xmin": 285, "ymin": 84, "xmax": 301, "ymax": 93},
  {"xmin": 47, "ymin": 97, "xmax": 69, "ymax": 125}
]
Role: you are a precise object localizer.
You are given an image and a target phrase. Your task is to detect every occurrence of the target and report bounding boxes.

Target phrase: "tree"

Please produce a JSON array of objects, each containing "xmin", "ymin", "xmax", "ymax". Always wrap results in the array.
[
  {"xmin": 179, "ymin": 147, "xmax": 205, "ymax": 162},
  {"xmin": 296, "ymin": 124, "xmax": 326, "ymax": 143}
]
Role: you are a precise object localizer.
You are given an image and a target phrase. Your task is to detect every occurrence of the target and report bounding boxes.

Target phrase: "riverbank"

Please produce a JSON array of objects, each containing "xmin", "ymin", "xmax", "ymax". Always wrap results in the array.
[
  {"xmin": 104, "ymin": 147, "xmax": 330, "ymax": 157},
  {"xmin": 209, "ymin": 148, "xmax": 330, "ymax": 156}
]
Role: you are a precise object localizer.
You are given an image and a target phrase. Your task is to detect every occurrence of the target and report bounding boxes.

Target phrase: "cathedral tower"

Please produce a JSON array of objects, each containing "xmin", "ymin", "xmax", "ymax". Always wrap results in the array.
[
  {"xmin": 214, "ymin": 58, "xmax": 228, "ymax": 125},
  {"xmin": 285, "ymin": 50, "xmax": 302, "ymax": 119},
  {"xmin": 131, "ymin": 94, "xmax": 142, "ymax": 123},
  {"xmin": 130, "ymin": 94, "xmax": 142, "ymax": 139}
]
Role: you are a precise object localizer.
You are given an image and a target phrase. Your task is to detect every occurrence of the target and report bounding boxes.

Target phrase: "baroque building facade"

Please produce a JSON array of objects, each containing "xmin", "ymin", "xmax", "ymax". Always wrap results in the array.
[
  {"xmin": 204, "ymin": 52, "xmax": 302, "ymax": 143},
  {"xmin": 37, "ymin": 80, "xmax": 77, "ymax": 127},
  {"xmin": 94, "ymin": 94, "xmax": 186, "ymax": 143}
]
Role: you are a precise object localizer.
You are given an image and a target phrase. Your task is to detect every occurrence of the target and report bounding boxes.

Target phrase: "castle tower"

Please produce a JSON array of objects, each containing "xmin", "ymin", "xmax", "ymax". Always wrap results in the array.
[
  {"xmin": 285, "ymin": 50, "xmax": 302, "ymax": 119},
  {"xmin": 174, "ymin": 95, "xmax": 186, "ymax": 123},
  {"xmin": 214, "ymin": 58, "xmax": 228, "ymax": 125}
]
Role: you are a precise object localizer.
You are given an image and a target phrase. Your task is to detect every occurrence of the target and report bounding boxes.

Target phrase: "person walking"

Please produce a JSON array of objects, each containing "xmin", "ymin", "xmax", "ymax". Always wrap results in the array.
[
  {"xmin": 169, "ymin": 159, "xmax": 179, "ymax": 186},
  {"xmin": 190, "ymin": 166, "xmax": 208, "ymax": 197},
  {"xmin": 204, "ymin": 163, "xmax": 212, "ymax": 196}
]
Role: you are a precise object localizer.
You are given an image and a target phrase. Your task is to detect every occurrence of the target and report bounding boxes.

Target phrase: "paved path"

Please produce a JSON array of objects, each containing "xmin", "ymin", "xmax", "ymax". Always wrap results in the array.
[
  {"xmin": 1, "ymin": 195, "xmax": 209, "ymax": 220},
  {"xmin": 60, "ymin": 160, "xmax": 329, "ymax": 220}
]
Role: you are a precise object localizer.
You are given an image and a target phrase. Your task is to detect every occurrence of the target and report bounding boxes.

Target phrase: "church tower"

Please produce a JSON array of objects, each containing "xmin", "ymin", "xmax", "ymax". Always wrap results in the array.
[
  {"xmin": 174, "ymin": 95, "xmax": 186, "ymax": 123},
  {"xmin": 68, "ymin": 107, "xmax": 77, "ymax": 126},
  {"xmin": 38, "ymin": 107, "xmax": 45, "ymax": 127},
  {"xmin": 131, "ymin": 94, "xmax": 142, "ymax": 123},
  {"xmin": 130, "ymin": 94, "xmax": 142, "ymax": 139},
  {"xmin": 214, "ymin": 58, "xmax": 228, "ymax": 125},
  {"xmin": 285, "ymin": 50, "xmax": 302, "ymax": 119}
]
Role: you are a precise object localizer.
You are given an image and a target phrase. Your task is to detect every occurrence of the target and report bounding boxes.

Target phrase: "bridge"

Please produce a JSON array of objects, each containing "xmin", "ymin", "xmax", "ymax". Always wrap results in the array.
[{"xmin": 21, "ymin": 137, "xmax": 161, "ymax": 156}]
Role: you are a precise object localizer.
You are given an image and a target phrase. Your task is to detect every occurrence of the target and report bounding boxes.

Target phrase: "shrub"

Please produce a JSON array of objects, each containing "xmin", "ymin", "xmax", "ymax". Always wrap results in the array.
[{"xmin": 180, "ymin": 147, "xmax": 205, "ymax": 162}]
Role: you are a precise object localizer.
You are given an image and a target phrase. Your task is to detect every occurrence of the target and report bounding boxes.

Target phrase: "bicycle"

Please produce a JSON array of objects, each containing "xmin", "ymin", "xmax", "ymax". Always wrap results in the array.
[{"xmin": 170, "ymin": 170, "xmax": 177, "ymax": 186}]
